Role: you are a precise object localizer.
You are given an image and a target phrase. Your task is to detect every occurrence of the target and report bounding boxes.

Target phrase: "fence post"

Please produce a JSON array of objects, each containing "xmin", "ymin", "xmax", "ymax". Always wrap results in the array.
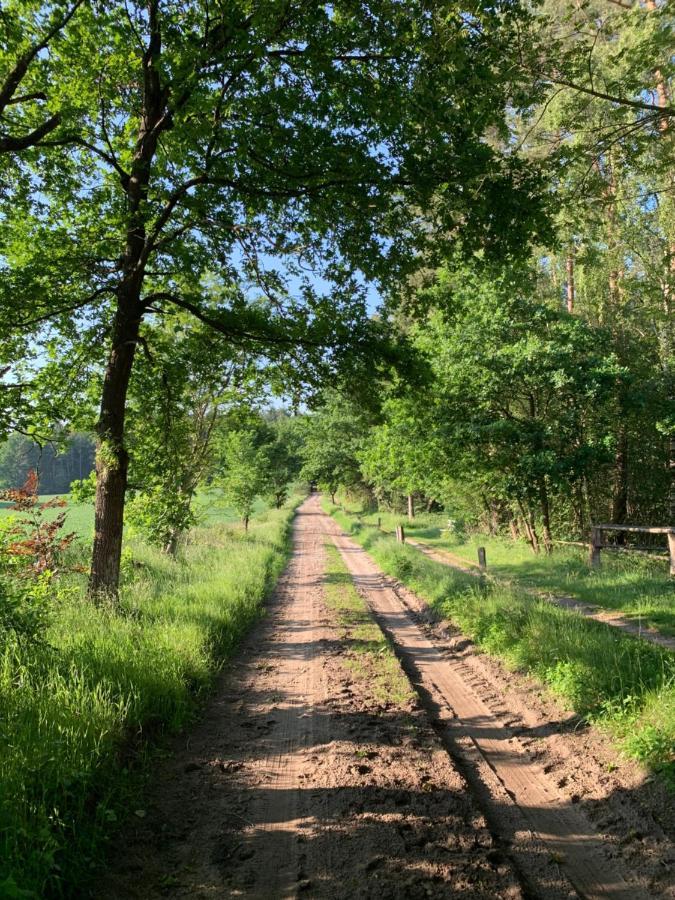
[
  {"xmin": 377, "ymin": 517, "xmax": 381, "ymax": 529},
  {"xmin": 589, "ymin": 527, "xmax": 602, "ymax": 569},
  {"xmin": 477, "ymin": 547, "xmax": 486, "ymax": 571},
  {"xmin": 668, "ymin": 530, "xmax": 675, "ymax": 577},
  {"xmin": 395, "ymin": 524, "xmax": 405, "ymax": 543}
]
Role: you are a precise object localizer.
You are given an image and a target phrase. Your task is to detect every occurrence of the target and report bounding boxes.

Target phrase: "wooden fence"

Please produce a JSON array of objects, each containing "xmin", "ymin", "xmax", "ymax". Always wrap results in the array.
[{"xmin": 589, "ymin": 524, "xmax": 675, "ymax": 576}]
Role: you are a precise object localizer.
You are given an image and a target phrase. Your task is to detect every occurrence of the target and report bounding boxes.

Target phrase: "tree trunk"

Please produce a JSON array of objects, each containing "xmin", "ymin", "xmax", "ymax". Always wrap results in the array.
[
  {"xmin": 566, "ymin": 252, "xmax": 575, "ymax": 313},
  {"xmin": 538, "ymin": 477, "xmax": 553, "ymax": 553},
  {"xmin": 164, "ymin": 528, "xmax": 179, "ymax": 557},
  {"xmin": 330, "ymin": 491, "xmax": 336, "ymax": 504},
  {"xmin": 243, "ymin": 514, "xmax": 249, "ymax": 532},
  {"xmin": 88, "ymin": 301, "xmax": 140, "ymax": 597},
  {"xmin": 573, "ymin": 481, "xmax": 586, "ymax": 538},
  {"xmin": 611, "ymin": 426, "xmax": 629, "ymax": 542},
  {"xmin": 508, "ymin": 517, "xmax": 520, "ymax": 542},
  {"xmin": 86, "ymin": 6, "xmax": 167, "ymax": 597},
  {"xmin": 407, "ymin": 492, "xmax": 415, "ymax": 522},
  {"xmin": 517, "ymin": 498, "xmax": 540, "ymax": 554}
]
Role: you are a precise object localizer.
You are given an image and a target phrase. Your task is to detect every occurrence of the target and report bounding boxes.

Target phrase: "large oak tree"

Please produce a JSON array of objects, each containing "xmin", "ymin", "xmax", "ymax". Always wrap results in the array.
[{"xmin": 0, "ymin": 1, "xmax": 550, "ymax": 596}]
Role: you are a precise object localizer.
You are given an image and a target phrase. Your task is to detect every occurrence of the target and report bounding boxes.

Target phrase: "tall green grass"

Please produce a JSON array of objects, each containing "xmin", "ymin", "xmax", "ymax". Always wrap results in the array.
[
  {"xmin": 326, "ymin": 501, "xmax": 675, "ymax": 784},
  {"xmin": 335, "ymin": 498, "xmax": 674, "ymax": 637},
  {"xmin": 0, "ymin": 502, "xmax": 297, "ymax": 898}
]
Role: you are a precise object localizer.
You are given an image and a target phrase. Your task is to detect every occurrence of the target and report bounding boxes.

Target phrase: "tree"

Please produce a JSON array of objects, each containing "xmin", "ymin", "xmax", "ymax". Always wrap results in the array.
[
  {"xmin": 515, "ymin": 0, "xmax": 675, "ymax": 527},
  {"xmin": 262, "ymin": 413, "xmax": 305, "ymax": 509},
  {"xmin": 123, "ymin": 322, "xmax": 260, "ymax": 554},
  {"xmin": 413, "ymin": 263, "xmax": 623, "ymax": 551},
  {"xmin": 215, "ymin": 430, "xmax": 271, "ymax": 531},
  {"xmin": 301, "ymin": 391, "xmax": 371, "ymax": 503},
  {"xmin": 0, "ymin": 1, "xmax": 551, "ymax": 597},
  {"xmin": 359, "ymin": 397, "xmax": 440, "ymax": 520}
]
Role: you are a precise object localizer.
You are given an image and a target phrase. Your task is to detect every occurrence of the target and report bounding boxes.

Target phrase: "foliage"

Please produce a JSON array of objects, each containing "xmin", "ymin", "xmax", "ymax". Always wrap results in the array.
[
  {"xmin": 0, "ymin": 0, "xmax": 552, "ymax": 595},
  {"xmin": 214, "ymin": 430, "xmax": 272, "ymax": 530},
  {"xmin": 0, "ymin": 471, "xmax": 76, "ymax": 575},
  {"xmin": 261, "ymin": 413, "xmax": 305, "ymax": 509},
  {"xmin": 300, "ymin": 390, "xmax": 372, "ymax": 501},
  {"xmin": 0, "ymin": 471, "xmax": 78, "ymax": 646}
]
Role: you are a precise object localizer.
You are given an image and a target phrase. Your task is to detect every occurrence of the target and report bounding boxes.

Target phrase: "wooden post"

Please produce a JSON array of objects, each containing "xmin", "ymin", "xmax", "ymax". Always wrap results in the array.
[
  {"xmin": 668, "ymin": 530, "xmax": 675, "ymax": 577},
  {"xmin": 589, "ymin": 527, "xmax": 602, "ymax": 569},
  {"xmin": 377, "ymin": 517, "xmax": 381, "ymax": 529},
  {"xmin": 477, "ymin": 547, "xmax": 487, "ymax": 571},
  {"xmin": 395, "ymin": 525, "xmax": 405, "ymax": 543}
]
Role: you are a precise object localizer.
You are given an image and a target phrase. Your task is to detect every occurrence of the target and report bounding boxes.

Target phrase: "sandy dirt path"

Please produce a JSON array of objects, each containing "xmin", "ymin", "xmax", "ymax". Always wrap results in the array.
[
  {"xmin": 323, "ymin": 505, "xmax": 673, "ymax": 899},
  {"xmin": 96, "ymin": 498, "xmax": 524, "ymax": 899}
]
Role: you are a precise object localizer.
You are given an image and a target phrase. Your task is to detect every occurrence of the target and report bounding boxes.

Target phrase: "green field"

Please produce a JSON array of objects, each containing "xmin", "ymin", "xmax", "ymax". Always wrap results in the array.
[
  {"xmin": 336, "ymin": 502, "xmax": 674, "ymax": 638},
  {"xmin": 0, "ymin": 495, "xmax": 94, "ymax": 539},
  {"xmin": 1, "ymin": 495, "xmax": 300, "ymax": 898},
  {"xmin": 0, "ymin": 490, "xmax": 264, "ymax": 541}
]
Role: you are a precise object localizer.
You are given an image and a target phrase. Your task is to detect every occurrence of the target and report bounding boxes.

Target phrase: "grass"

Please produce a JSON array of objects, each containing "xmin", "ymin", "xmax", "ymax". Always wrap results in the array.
[
  {"xmin": 336, "ymin": 500, "xmax": 674, "ymax": 637},
  {"xmin": 0, "ymin": 489, "xmax": 261, "ymax": 541},
  {"xmin": 0, "ymin": 496, "xmax": 94, "ymax": 539},
  {"xmin": 325, "ymin": 499, "xmax": 675, "ymax": 785},
  {"xmin": 0, "ymin": 498, "xmax": 299, "ymax": 898},
  {"xmin": 323, "ymin": 541, "xmax": 413, "ymax": 706}
]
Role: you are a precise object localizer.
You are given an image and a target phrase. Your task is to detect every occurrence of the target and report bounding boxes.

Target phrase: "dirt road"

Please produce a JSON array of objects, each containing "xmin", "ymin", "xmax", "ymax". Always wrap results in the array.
[{"xmin": 97, "ymin": 497, "xmax": 674, "ymax": 899}]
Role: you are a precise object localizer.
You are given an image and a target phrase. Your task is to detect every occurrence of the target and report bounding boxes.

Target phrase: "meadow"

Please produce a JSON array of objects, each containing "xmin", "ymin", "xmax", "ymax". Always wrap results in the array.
[
  {"xmin": 0, "ymin": 496, "xmax": 298, "ymax": 898},
  {"xmin": 325, "ymin": 500, "xmax": 675, "ymax": 785},
  {"xmin": 336, "ymin": 502, "xmax": 675, "ymax": 638}
]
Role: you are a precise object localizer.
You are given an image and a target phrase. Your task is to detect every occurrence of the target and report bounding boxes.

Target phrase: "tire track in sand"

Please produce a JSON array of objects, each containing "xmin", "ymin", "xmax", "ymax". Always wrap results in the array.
[
  {"xmin": 96, "ymin": 497, "xmax": 524, "ymax": 899},
  {"xmin": 322, "ymin": 500, "xmax": 658, "ymax": 900}
]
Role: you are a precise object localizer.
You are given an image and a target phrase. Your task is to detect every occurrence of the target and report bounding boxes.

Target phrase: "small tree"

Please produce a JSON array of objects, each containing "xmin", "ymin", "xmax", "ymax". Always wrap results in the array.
[
  {"xmin": 301, "ymin": 391, "xmax": 370, "ymax": 503},
  {"xmin": 263, "ymin": 414, "xmax": 305, "ymax": 509},
  {"xmin": 0, "ymin": 470, "xmax": 77, "ymax": 641},
  {"xmin": 215, "ymin": 431, "xmax": 271, "ymax": 531}
]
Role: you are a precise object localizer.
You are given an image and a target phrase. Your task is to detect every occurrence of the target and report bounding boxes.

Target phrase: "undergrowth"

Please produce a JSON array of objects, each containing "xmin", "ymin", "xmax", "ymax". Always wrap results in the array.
[
  {"xmin": 0, "ymin": 502, "xmax": 297, "ymax": 898},
  {"xmin": 325, "ymin": 500, "xmax": 675, "ymax": 786},
  {"xmin": 335, "ymin": 497, "xmax": 674, "ymax": 637}
]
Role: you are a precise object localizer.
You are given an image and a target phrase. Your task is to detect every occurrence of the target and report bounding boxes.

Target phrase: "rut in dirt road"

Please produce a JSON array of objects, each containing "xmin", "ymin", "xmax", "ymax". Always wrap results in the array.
[
  {"xmin": 323, "ymin": 501, "xmax": 672, "ymax": 900},
  {"xmin": 96, "ymin": 498, "xmax": 524, "ymax": 899}
]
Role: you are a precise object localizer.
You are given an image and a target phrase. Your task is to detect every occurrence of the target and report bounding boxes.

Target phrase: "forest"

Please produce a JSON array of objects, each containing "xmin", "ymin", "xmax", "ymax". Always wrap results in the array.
[{"xmin": 0, "ymin": 1, "xmax": 673, "ymax": 898}]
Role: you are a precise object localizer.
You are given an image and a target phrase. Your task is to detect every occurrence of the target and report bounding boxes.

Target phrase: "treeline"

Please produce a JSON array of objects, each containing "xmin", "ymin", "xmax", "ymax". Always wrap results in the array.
[{"xmin": 0, "ymin": 433, "xmax": 95, "ymax": 495}]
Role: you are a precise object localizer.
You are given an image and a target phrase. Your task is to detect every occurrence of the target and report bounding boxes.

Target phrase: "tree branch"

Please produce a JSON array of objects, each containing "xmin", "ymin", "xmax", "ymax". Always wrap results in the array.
[{"xmin": 543, "ymin": 74, "xmax": 675, "ymax": 116}]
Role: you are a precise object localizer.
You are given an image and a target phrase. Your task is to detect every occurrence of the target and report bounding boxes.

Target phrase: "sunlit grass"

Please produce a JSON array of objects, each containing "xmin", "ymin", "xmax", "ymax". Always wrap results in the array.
[
  {"xmin": 0, "ymin": 499, "xmax": 299, "ymax": 898},
  {"xmin": 334, "ymin": 497, "xmax": 674, "ymax": 637},
  {"xmin": 325, "ymin": 499, "xmax": 675, "ymax": 785}
]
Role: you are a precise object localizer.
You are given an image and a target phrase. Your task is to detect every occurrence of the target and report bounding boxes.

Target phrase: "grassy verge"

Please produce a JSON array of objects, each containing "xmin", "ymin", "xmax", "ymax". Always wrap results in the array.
[
  {"xmin": 0, "ymin": 500, "xmax": 299, "ymax": 898},
  {"xmin": 323, "ymin": 541, "xmax": 413, "ymax": 707},
  {"xmin": 335, "ymin": 499, "xmax": 674, "ymax": 638},
  {"xmin": 324, "ymin": 500, "xmax": 675, "ymax": 785}
]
